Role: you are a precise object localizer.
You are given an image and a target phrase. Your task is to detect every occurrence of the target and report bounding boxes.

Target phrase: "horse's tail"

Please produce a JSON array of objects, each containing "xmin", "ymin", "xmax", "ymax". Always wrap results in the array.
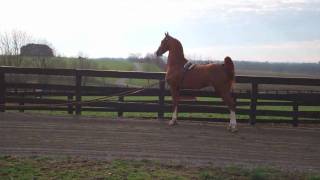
[{"xmin": 224, "ymin": 56, "xmax": 235, "ymax": 81}]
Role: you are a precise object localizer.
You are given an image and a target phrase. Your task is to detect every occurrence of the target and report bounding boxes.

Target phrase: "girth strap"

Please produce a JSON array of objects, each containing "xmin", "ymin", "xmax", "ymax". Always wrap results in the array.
[
  {"xmin": 183, "ymin": 61, "xmax": 195, "ymax": 72},
  {"xmin": 179, "ymin": 61, "xmax": 195, "ymax": 90}
]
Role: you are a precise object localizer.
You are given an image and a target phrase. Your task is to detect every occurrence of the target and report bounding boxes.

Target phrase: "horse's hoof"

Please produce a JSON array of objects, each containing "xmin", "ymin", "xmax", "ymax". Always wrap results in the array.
[
  {"xmin": 227, "ymin": 125, "xmax": 238, "ymax": 133},
  {"xmin": 230, "ymin": 128, "xmax": 238, "ymax": 133},
  {"xmin": 169, "ymin": 120, "xmax": 178, "ymax": 126}
]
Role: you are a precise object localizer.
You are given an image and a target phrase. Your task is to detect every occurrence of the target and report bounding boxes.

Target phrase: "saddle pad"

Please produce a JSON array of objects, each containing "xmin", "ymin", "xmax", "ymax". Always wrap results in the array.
[{"xmin": 183, "ymin": 61, "xmax": 196, "ymax": 71}]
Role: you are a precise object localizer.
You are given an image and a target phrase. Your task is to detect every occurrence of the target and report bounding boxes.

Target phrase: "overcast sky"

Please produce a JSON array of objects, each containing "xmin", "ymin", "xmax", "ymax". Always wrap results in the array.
[{"xmin": 1, "ymin": 0, "xmax": 320, "ymax": 62}]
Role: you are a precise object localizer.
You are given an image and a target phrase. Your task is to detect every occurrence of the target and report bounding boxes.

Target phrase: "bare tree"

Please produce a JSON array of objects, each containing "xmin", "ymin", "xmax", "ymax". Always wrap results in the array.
[
  {"xmin": 144, "ymin": 53, "xmax": 166, "ymax": 70},
  {"xmin": 12, "ymin": 30, "xmax": 31, "ymax": 56},
  {"xmin": 128, "ymin": 53, "xmax": 142, "ymax": 62},
  {"xmin": 0, "ymin": 32, "xmax": 12, "ymax": 65},
  {"xmin": 0, "ymin": 30, "xmax": 32, "ymax": 66}
]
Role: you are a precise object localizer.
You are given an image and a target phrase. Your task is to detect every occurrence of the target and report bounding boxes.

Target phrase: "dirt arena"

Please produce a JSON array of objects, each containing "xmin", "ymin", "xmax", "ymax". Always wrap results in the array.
[{"xmin": 1, "ymin": 112, "xmax": 319, "ymax": 172}]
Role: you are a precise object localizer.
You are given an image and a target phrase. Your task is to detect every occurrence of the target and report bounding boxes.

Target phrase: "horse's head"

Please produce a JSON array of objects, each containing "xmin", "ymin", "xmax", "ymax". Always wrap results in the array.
[{"xmin": 156, "ymin": 32, "xmax": 171, "ymax": 57}]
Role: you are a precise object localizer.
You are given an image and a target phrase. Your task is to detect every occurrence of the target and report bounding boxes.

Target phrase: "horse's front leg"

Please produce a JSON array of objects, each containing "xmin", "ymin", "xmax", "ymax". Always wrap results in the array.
[
  {"xmin": 169, "ymin": 87, "xmax": 179, "ymax": 126},
  {"xmin": 221, "ymin": 92, "xmax": 238, "ymax": 132}
]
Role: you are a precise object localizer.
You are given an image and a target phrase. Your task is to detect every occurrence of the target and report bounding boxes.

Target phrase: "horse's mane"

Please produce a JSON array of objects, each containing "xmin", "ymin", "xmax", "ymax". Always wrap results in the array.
[{"xmin": 169, "ymin": 36, "xmax": 185, "ymax": 59}]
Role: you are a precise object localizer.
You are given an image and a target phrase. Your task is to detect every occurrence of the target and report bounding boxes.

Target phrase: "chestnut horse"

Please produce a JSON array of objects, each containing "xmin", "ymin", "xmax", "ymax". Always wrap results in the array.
[{"xmin": 155, "ymin": 33, "xmax": 237, "ymax": 132}]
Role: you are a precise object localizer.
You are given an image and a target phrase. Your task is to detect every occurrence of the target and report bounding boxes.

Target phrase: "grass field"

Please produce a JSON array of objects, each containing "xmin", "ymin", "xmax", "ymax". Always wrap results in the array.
[
  {"xmin": 2, "ymin": 60, "xmax": 320, "ymax": 179},
  {"xmin": 20, "ymin": 94, "xmax": 319, "ymax": 121},
  {"xmin": 1, "ymin": 156, "xmax": 319, "ymax": 180},
  {"xmin": 3, "ymin": 57, "xmax": 165, "ymax": 87},
  {"xmin": 96, "ymin": 59, "xmax": 135, "ymax": 71},
  {"xmin": 4, "ymin": 58, "xmax": 320, "ymax": 120},
  {"xmin": 128, "ymin": 62, "xmax": 163, "ymax": 87},
  {"xmin": 79, "ymin": 59, "xmax": 163, "ymax": 87}
]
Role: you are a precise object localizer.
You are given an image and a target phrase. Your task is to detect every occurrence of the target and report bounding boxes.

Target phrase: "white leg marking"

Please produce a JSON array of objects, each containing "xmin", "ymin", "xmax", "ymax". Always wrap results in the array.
[
  {"xmin": 229, "ymin": 111, "xmax": 237, "ymax": 132},
  {"xmin": 172, "ymin": 106, "xmax": 177, "ymax": 120},
  {"xmin": 169, "ymin": 106, "xmax": 178, "ymax": 126},
  {"xmin": 230, "ymin": 111, "xmax": 236, "ymax": 126}
]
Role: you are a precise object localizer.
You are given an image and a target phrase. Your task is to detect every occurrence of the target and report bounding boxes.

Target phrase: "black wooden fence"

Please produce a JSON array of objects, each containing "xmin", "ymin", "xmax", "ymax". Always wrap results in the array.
[{"xmin": 1, "ymin": 66, "xmax": 320, "ymax": 125}]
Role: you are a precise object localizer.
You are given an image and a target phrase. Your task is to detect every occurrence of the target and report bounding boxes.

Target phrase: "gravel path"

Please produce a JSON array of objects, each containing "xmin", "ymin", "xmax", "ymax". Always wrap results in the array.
[{"xmin": 1, "ymin": 112, "xmax": 319, "ymax": 172}]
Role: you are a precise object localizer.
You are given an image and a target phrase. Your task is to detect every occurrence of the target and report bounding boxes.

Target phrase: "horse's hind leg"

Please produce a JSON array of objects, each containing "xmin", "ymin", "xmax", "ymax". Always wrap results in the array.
[{"xmin": 220, "ymin": 92, "xmax": 237, "ymax": 132}]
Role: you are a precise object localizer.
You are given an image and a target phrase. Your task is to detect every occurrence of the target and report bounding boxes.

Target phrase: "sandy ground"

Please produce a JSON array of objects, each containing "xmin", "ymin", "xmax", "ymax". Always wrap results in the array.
[{"xmin": 0, "ymin": 112, "xmax": 319, "ymax": 172}]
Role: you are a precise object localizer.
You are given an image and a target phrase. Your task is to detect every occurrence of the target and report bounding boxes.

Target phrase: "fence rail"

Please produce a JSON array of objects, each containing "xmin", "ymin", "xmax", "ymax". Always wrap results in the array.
[{"xmin": 1, "ymin": 66, "xmax": 320, "ymax": 125}]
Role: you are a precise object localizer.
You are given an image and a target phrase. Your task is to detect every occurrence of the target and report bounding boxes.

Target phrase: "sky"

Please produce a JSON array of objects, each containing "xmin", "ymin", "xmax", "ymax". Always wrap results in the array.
[{"xmin": 0, "ymin": 0, "xmax": 320, "ymax": 62}]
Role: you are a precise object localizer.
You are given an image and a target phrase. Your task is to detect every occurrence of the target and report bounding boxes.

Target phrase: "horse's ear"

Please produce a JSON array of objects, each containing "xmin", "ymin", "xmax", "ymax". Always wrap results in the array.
[{"xmin": 165, "ymin": 32, "xmax": 169, "ymax": 37}]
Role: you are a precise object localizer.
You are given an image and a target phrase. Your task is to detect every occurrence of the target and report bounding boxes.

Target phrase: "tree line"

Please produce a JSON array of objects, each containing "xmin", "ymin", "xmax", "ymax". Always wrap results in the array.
[{"xmin": 0, "ymin": 30, "xmax": 97, "ymax": 70}]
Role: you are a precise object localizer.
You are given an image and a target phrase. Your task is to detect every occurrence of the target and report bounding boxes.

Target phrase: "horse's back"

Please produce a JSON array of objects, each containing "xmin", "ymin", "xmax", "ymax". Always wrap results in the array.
[
  {"xmin": 194, "ymin": 63, "xmax": 224, "ymax": 77},
  {"xmin": 182, "ymin": 63, "xmax": 230, "ymax": 89}
]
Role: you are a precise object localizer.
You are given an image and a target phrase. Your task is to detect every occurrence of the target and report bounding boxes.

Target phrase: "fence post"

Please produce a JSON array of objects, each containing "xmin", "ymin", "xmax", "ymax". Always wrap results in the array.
[
  {"xmin": 67, "ymin": 95, "xmax": 74, "ymax": 114},
  {"xmin": 250, "ymin": 82, "xmax": 258, "ymax": 125},
  {"xmin": 75, "ymin": 70, "xmax": 82, "ymax": 115},
  {"xmin": 0, "ymin": 70, "xmax": 5, "ymax": 112},
  {"xmin": 158, "ymin": 80, "xmax": 165, "ymax": 119},
  {"xmin": 118, "ymin": 96, "xmax": 124, "ymax": 117},
  {"xmin": 292, "ymin": 100, "xmax": 299, "ymax": 127}
]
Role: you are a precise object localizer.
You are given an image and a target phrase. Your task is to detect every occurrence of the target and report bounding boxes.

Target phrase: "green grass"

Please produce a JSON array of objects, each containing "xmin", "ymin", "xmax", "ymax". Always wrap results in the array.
[
  {"xmin": 141, "ymin": 62, "xmax": 163, "ymax": 72},
  {"xmin": 14, "ymin": 57, "xmax": 135, "ymax": 71},
  {"xmin": 127, "ymin": 62, "xmax": 163, "ymax": 87},
  {"xmin": 4, "ymin": 57, "xmax": 165, "ymax": 87},
  {"xmin": 96, "ymin": 59, "xmax": 134, "ymax": 71},
  {"xmin": 128, "ymin": 79, "xmax": 159, "ymax": 87},
  {"xmin": 12, "ymin": 95, "xmax": 319, "ymax": 121},
  {"xmin": 27, "ymin": 110, "xmax": 119, "ymax": 118},
  {"xmin": 95, "ymin": 60, "xmax": 135, "ymax": 85},
  {"xmin": 0, "ymin": 156, "xmax": 320, "ymax": 180},
  {"xmin": 124, "ymin": 96, "xmax": 159, "ymax": 101},
  {"xmin": 94, "ymin": 60, "xmax": 163, "ymax": 87},
  {"xmin": 3, "ymin": 55, "xmax": 319, "ymax": 120},
  {"xmin": 0, "ymin": 156, "xmax": 319, "ymax": 180}
]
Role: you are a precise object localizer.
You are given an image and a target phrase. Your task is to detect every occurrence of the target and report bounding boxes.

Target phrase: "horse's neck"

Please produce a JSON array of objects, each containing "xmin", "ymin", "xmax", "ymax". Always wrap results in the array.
[
  {"xmin": 168, "ymin": 52, "xmax": 186, "ymax": 67},
  {"xmin": 167, "ymin": 42, "xmax": 187, "ymax": 67}
]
